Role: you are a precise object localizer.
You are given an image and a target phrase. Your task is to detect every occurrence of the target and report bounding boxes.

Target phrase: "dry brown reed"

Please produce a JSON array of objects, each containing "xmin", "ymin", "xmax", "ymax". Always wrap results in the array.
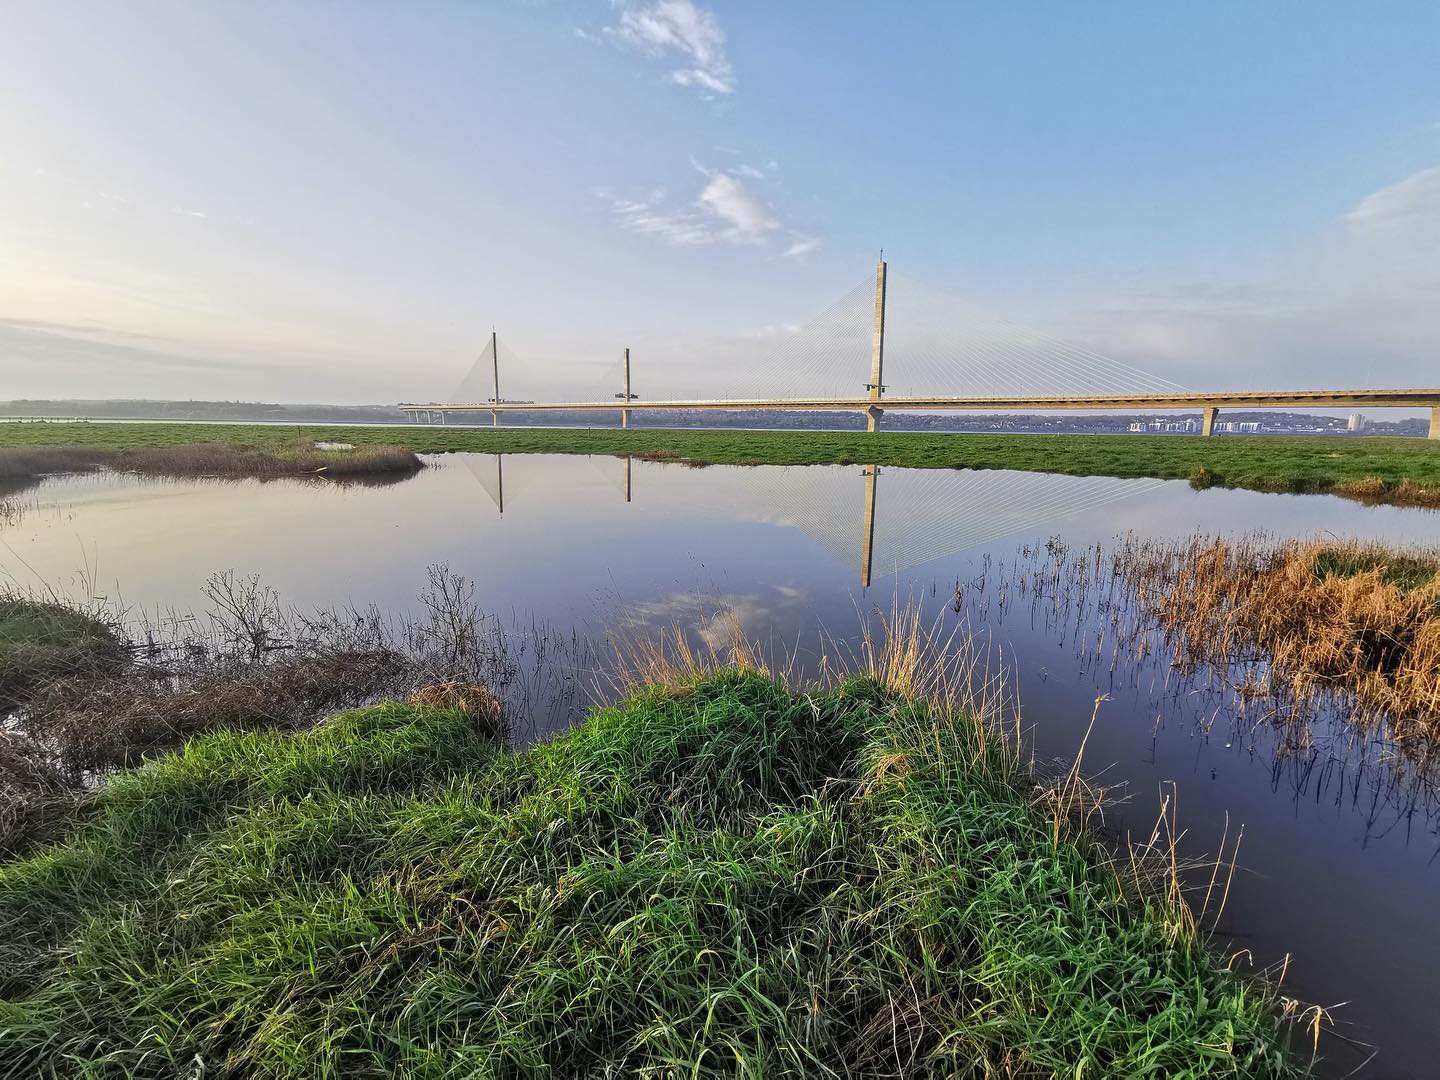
[
  {"xmin": 406, "ymin": 681, "xmax": 504, "ymax": 736},
  {"xmin": 1117, "ymin": 534, "xmax": 1440, "ymax": 742},
  {"xmin": 1335, "ymin": 476, "xmax": 1440, "ymax": 508}
]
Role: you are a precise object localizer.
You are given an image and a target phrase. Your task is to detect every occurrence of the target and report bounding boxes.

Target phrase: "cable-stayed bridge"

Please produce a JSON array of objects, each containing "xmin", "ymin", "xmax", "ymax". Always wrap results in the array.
[{"xmin": 401, "ymin": 261, "xmax": 1440, "ymax": 439}]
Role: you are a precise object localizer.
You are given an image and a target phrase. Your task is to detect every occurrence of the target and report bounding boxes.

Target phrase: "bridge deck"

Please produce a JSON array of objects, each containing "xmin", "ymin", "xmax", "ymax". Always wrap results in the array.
[{"xmin": 401, "ymin": 389, "xmax": 1440, "ymax": 413}]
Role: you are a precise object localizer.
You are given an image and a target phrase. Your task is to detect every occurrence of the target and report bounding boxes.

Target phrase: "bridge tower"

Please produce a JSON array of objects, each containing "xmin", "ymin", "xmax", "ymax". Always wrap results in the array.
[
  {"xmin": 489, "ymin": 330, "xmax": 500, "ymax": 427},
  {"xmin": 865, "ymin": 256, "xmax": 888, "ymax": 432},
  {"xmin": 622, "ymin": 348, "xmax": 632, "ymax": 429}
]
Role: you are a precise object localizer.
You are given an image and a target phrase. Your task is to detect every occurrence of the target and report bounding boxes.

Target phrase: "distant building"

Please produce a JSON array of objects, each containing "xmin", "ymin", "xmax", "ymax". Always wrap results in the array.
[
  {"xmin": 1128, "ymin": 421, "xmax": 1146, "ymax": 432},
  {"xmin": 1144, "ymin": 418, "xmax": 1198, "ymax": 433},
  {"xmin": 1347, "ymin": 413, "xmax": 1368, "ymax": 432},
  {"xmin": 1218, "ymin": 421, "xmax": 1262, "ymax": 433}
]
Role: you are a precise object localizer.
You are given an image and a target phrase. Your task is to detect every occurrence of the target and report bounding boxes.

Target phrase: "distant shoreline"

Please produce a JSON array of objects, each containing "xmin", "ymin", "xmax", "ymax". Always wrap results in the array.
[{"xmin": 2, "ymin": 419, "xmax": 1437, "ymax": 507}]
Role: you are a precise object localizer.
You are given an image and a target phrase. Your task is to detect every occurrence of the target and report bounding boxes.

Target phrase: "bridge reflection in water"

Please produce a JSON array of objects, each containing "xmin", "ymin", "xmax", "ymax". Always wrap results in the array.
[{"xmin": 463, "ymin": 454, "xmax": 1167, "ymax": 587}]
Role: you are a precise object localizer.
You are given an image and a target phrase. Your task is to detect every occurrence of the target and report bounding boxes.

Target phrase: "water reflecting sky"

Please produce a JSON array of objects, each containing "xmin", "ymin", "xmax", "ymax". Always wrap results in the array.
[{"xmin": 3, "ymin": 453, "xmax": 1439, "ymax": 1077}]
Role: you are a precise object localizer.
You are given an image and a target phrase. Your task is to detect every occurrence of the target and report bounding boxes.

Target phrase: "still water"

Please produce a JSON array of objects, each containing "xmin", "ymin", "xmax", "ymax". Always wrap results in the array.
[{"xmin": 4, "ymin": 453, "xmax": 1438, "ymax": 1077}]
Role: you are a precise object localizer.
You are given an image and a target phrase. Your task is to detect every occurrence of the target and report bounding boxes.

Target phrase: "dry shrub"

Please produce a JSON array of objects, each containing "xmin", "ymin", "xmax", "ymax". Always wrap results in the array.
[
  {"xmin": 406, "ymin": 681, "xmax": 504, "ymax": 736},
  {"xmin": 26, "ymin": 648, "xmax": 409, "ymax": 774},
  {"xmin": 1119, "ymin": 535, "xmax": 1440, "ymax": 740},
  {"xmin": 0, "ymin": 731, "xmax": 76, "ymax": 856}
]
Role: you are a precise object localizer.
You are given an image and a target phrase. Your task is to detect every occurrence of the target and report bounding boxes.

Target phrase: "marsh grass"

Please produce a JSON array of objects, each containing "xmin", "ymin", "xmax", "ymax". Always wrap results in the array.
[
  {"xmin": 110, "ymin": 441, "xmax": 424, "ymax": 478},
  {"xmin": 0, "ymin": 640, "xmax": 1308, "ymax": 1077},
  {"xmin": 1114, "ymin": 535, "xmax": 1440, "ymax": 743}
]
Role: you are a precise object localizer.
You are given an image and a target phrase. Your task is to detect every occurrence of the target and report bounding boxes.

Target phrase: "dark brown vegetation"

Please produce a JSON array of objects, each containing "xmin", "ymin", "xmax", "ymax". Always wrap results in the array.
[
  {"xmin": 0, "ymin": 447, "xmax": 109, "ymax": 481},
  {"xmin": 0, "ymin": 567, "xmax": 584, "ymax": 855},
  {"xmin": 112, "ymin": 441, "xmax": 424, "ymax": 478},
  {"xmin": 0, "ymin": 440, "xmax": 423, "ymax": 492},
  {"xmin": 1116, "ymin": 535, "xmax": 1440, "ymax": 743}
]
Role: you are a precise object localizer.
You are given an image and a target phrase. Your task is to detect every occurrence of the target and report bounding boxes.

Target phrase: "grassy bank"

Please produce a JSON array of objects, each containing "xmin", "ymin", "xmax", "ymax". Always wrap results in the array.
[
  {"xmin": 0, "ymin": 663, "xmax": 1305, "ymax": 1077},
  {"xmin": 3, "ymin": 420, "xmax": 1438, "ymax": 504}
]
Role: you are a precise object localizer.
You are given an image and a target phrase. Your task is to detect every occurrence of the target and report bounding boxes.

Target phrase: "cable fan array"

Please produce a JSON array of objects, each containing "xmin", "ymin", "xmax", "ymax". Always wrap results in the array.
[{"xmin": 443, "ymin": 266, "xmax": 1184, "ymax": 409}]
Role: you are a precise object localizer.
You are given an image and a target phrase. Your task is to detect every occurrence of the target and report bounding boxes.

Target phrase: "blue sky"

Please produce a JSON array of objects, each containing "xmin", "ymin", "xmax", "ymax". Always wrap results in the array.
[{"xmin": 2, "ymin": 1, "xmax": 1437, "ymax": 403}]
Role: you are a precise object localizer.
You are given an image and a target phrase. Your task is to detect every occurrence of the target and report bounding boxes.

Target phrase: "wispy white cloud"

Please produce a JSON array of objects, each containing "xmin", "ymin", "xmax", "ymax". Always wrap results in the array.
[
  {"xmin": 606, "ymin": 0, "xmax": 734, "ymax": 96},
  {"xmin": 782, "ymin": 234, "xmax": 821, "ymax": 259},
  {"xmin": 697, "ymin": 173, "xmax": 776, "ymax": 242},
  {"xmin": 611, "ymin": 190, "xmax": 714, "ymax": 246},
  {"xmin": 610, "ymin": 168, "xmax": 819, "ymax": 257},
  {"xmin": 1057, "ymin": 167, "xmax": 1440, "ymax": 390},
  {"xmin": 1345, "ymin": 165, "xmax": 1440, "ymax": 228},
  {"xmin": 609, "ymin": 164, "xmax": 822, "ymax": 261}
]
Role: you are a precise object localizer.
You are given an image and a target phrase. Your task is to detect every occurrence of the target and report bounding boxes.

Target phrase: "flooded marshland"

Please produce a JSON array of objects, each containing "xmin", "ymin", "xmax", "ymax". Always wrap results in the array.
[{"xmin": 4, "ymin": 453, "xmax": 1439, "ymax": 1077}]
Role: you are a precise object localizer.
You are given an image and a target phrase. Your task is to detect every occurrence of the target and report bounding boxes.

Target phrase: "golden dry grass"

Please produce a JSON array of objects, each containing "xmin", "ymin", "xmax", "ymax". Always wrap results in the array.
[
  {"xmin": 1335, "ymin": 476, "xmax": 1440, "ymax": 507},
  {"xmin": 1118, "ymin": 535, "xmax": 1440, "ymax": 741},
  {"xmin": 406, "ymin": 681, "xmax": 504, "ymax": 735}
]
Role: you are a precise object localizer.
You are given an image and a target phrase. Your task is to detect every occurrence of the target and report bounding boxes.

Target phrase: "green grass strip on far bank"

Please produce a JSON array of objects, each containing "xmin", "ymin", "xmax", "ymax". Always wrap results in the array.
[
  {"xmin": 2, "ymin": 420, "xmax": 1438, "ymax": 504},
  {"xmin": 0, "ymin": 670, "xmax": 1305, "ymax": 1077}
]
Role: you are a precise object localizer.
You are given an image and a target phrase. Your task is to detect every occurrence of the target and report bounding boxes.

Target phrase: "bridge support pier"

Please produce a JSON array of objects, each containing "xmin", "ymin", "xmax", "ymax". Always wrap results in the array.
[
  {"xmin": 865, "ymin": 405, "xmax": 884, "ymax": 433},
  {"xmin": 1430, "ymin": 405, "xmax": 1440, "ymax": 440},
  {"xmin": 860, "ymin": 464, "xmax": 878, "ymax": 588},
  {"xmin": 1201, "ymin": 406, "xmax": 1218, "ymax": 437}
]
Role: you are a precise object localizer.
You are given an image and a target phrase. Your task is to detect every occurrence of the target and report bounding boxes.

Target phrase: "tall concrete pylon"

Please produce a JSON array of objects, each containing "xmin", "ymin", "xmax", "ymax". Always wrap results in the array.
[
  {"xmin": 622, "ymin": 348, "xmax": 632, "ymax": 429},
  {"xmin": 490, "ymin": 330, "xmax": 500, "ymax": 428},
  {"xmin": 866, "ymin": 257, "xmax": 887, "ymax": 432}
]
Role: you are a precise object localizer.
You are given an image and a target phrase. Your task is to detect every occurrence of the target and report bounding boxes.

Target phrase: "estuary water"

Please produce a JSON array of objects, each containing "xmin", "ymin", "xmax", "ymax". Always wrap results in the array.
[{"xmin": 4, "ymin": 452, "xmax": 1438, "ymax": 1077}]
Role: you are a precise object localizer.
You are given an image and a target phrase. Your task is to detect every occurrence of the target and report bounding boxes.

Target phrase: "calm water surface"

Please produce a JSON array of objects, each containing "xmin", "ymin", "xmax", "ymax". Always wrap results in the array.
[{"xmin": 4, "ymin": 453, "xmax": 1438, "ymax": 1077}]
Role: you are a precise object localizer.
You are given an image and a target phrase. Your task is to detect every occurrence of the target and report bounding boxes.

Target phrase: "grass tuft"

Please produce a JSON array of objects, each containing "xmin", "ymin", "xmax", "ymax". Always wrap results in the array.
[
  {"xmin": 0, "ymin": 663, "xmax": 1307, "ymax": 1077},
  {"xmin": 0, "ymin": 594, "xmax": 128, "ymax": 711}
]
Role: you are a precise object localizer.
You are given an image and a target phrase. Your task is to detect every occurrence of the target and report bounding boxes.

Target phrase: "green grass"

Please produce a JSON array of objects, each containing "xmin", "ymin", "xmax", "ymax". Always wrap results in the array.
[
  {"xmin": 1312, "ymin": 545, "xmax": 1440, "ymax": 592},
  {"xmin": 0, "ymin": 671, "xmax": 1303, "ymax": 1078},
  {"xmin": 0, "ymin": 596, "xmax": 127, "ymax": 710},
  {"xmin": 3, "ymin": 420, "xmax": 1438, "ymax": 503}
]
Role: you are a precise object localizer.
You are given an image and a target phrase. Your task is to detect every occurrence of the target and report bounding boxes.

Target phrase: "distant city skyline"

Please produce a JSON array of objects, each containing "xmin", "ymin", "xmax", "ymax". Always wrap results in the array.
[{"xmin": 2, "ymin": 1, "xmax": 1438, "ymax": 404}]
